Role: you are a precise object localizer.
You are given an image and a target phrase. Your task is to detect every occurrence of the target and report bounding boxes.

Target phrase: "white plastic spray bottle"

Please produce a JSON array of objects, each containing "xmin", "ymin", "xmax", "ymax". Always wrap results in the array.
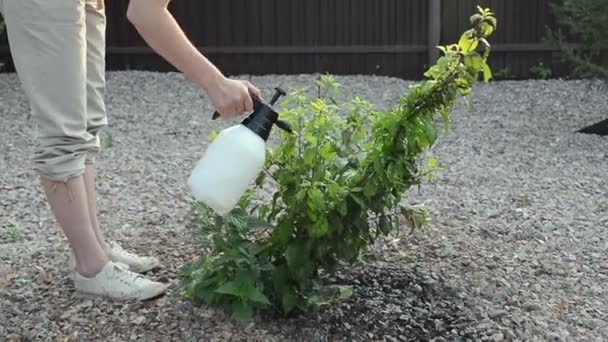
[{"xmin": 187, "ymin": 87, "xmax": 292, "ymax": 216}]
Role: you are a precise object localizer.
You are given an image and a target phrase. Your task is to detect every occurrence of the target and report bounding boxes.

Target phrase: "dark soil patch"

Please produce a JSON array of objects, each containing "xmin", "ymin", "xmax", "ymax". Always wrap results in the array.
[
  {"xmin": 250, "ymin": 257, "xmax": 500, "ymax": 342},
  {"xmin": 321, "ymin": 263, "xmax": 475, "ymax": 341}
]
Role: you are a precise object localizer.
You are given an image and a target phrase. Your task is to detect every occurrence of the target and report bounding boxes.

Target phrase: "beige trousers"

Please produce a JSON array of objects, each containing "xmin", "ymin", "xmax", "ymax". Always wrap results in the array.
[{"xmin": 0, "ymin": 0, "xmax": 107, "ymax": 182}]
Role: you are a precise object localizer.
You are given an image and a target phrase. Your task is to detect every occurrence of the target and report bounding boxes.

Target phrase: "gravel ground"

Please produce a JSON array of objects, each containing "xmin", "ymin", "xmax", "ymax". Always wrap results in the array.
[{"xmin": 1, "ymin": 71, "xmax": 607, "ymax": 341}]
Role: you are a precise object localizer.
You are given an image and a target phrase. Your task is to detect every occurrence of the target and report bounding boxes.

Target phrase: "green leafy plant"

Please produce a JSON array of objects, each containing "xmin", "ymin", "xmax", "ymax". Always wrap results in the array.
[
  {"xmin": 180, "ymin": 7, "xmax": 497, "ymax": 323},
  {"xmin": 1, "ymin": 223, "xmax": 22, "ymax": 243},
  {"xmin": 101, "ymin": 133, "xmax": 113, "ymax": 149},
  {"xmin": 546, "ymin": 0, "xmax": 608, "ymax": 78},
  {"xmin": 493, "ymin": 67, "xmax": 512, "ymax": 80},
  {"xmin": 529, "ymin": 62, "xmax": 553, "ymax": 79}
]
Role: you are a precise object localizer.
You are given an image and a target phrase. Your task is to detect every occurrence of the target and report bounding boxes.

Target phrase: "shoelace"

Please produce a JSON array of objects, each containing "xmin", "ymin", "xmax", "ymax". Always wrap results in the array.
[{"xmin": 112, "ymin": 264, "xmax": 144, "ymax": 284}]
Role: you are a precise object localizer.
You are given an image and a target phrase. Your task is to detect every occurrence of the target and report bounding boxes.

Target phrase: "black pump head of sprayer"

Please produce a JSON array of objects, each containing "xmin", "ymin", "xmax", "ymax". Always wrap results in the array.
[
  {"xmin": 211, "ymin": 87, "xmax": 292, "ymax": 141},
  {"xmin": 241, "ymin": 87, "xmax": 292, "ymax": 141}
]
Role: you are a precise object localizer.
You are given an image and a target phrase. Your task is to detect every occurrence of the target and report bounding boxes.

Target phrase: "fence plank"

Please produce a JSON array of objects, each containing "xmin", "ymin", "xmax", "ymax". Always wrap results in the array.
[
  {"xmin": 0, "ymin": 0, "xmax": 588, "ymax": 79},
  {"xmin": 428, "ymin": 0, "xmax": 442, "ymax": 67}
]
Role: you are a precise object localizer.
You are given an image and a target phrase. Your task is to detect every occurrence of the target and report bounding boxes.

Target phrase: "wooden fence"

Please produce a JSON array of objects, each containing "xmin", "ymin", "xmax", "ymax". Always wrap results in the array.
[{"xmin": 0, "ymin": 0, "xmax": 585, "ymax": 79}]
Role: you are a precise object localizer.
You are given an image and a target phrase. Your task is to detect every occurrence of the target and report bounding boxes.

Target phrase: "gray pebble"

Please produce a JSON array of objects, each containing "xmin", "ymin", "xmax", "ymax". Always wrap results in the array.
[{"xmin": 1, "ymin": 73, "xmax": 607, "ymax": 341}]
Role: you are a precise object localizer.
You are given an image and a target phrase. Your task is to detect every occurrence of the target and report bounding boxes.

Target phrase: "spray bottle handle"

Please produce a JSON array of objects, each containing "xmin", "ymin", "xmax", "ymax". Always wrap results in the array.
[{"xmin": 211, "ymin": 92, "xmax": 263, "ymax": 120}]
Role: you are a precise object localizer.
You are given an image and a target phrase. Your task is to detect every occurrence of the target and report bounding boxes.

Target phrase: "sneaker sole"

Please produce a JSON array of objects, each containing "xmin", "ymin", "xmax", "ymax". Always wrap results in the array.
[{"xmin": 74, "ymin": 283, "xmax": 171, "ymax": 302}]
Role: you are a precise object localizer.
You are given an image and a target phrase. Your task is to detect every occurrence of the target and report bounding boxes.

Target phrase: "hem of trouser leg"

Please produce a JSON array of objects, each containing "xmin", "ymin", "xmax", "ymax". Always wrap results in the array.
[
  {"xmin": 36, "ymin": 169, "xmax": 86, "ymax": 184},
  {"xmin": 84, "ymin": 149, "xmax": 99, "ymax": 165},
  {"xmin": 84, "ymin": 139, "xmax": 102, "ymax": 165}
]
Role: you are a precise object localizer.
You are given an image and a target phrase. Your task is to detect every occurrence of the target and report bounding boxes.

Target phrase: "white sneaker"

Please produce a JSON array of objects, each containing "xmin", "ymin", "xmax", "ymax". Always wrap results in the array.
[
  {"xmin": 73, "ymin": 262, "xmax": 170, "ymax": 301},
  {"xmin": 107, "ymin": 241, "xmax": 161, "ymax": 274}
]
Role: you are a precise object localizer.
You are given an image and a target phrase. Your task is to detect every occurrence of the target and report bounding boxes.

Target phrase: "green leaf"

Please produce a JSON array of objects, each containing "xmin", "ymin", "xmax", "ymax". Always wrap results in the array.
[
  {"xmin": 327, "ymin": 182, "xmax": 342, "ymax": 198},
  {"xmin": 363, "ymin": 180, "xmax": 377, "ymax": 198},
  {"xmin": 318, "ymin": 143, "xmax": 337, "ymax": 161},
  {"xmin": 481, "ymin": 22, "xmax": 494, "ymax": 36},
  {"xmin": 271, "ymin": 220, "xmax": 293, "ymax": 245},
  {"xmin": 271, "ymin": 264, "xmax": 299, "ymax": 313},
  {"xmin": 378, "ymin": 215, "xmax": 392, "ymax": 235},
  {"xmin": 232, "ymin": 300, "xmax": 253, "ymax": 323},
  {"xmin": 311, "ymin": 217, "xmax": 330, "ymax": 237},
  {"xmin": 438, "ymin": 108, "xmax": 451, "ymax": 134},
  {"xmin": 304, "ymin": 130, "xmax": 318, "ymax": 144},
  {"xmin": 303, "ymin": 149, "xmax": 315, "ymax": 165},
  {"xmin": 222, "ymin": 212, "xmax": 248, "ymax": 232},
  {"xmin": 470, "ymin": 14, "xmax": 483, "ymax": 25},
  {"xmin": 310, "ymin": 99, "xmax": 326, "ymax": 114},
  {"xmin": 464, "ymin": 52, "xmax": 483, "ymax": 71},
  {"xmin": 424, "ymin": 55, "xmax": 450, "ymax": 80},
  {"xmin": 244, "ymin": 215, "xmax": 274, "ymax": 230},
  {"xmin": 482, "ymin": 62, "xmax": 493, "ymax": 81},
  {"xmin": 271, "ymin": 264, "xmax": 289, "ymax": 291},
  {"xmin": 414, "ymin": 211, "xmax": 428, "ymax": 227},
  {"xmin": 424, "ymin": 65, "xmax": 442, "ymax": 80},
  {"xmin": 209, "ymin": 130, "xmax": 219, "ymax": 142},
  {"xmin": 421, "ymin": 117, "xmax": 437, "ymax": 145},
  {"xmin": 338, "ymin": 201, "xmax": 348, "ymax": 217},
  {"xmin": 281, "ymin": 289, "xmax": 298, "ymax": 313},
  {"xmin": 214, "ymin": 280, "xmax": 242, "ymax": 297},
  {"xmin": 307, "ymin": 295, "xmax": 329, "ymax": 307},
  {"xmin": 328, "ymin": 214, "xmax": 344, "ymax": 233},
  {"xmin": 255, "ymin": 171, "xmax": 266, "ymax": 187},
  {"xmin": 307, "ymin": 188, "xmax": 326, "ymax": 212},
  {"xmin": 337, "ymin": 286, "xmax": 354, "ymax": 300},
  {"xmin": 286, "ymin": 241, "xmax": 310, "ymax": 273},
  {"xmin": 246, "ymin": 286, "xmax": 271, "ymax": 305},
  {"xmin": 190, "ymin": 281, "xmax": 221, "ymax": 305},
  {"xmin": 484, "ymin": 17, "xmax": 497, "ymax": 30},
  {"xmin": 458, "ymin": 29, "xmax": 478, "ymax": 53},
  {"xmin": 214, "ymin": 270, "xmax": 271, "ymax": 307}
]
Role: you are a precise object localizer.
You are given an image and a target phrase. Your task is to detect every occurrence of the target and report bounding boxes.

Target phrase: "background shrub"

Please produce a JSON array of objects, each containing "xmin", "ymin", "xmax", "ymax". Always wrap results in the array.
[{"xmin": 547, "ymin": 0, "xmax": 608, "ymax": 78}]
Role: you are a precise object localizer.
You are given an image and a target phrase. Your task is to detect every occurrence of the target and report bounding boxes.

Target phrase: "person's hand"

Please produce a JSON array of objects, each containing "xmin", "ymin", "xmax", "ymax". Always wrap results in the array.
[{"xmin": 205, "ymin": 76, "xmax": 262, "ymax": 119}]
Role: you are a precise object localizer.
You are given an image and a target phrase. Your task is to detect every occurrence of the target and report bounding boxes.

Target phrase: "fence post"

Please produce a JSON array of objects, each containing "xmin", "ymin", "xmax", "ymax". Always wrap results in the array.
[{"xmin": 428, "ymin": 0, "xmax": 442, "ymax": 67}]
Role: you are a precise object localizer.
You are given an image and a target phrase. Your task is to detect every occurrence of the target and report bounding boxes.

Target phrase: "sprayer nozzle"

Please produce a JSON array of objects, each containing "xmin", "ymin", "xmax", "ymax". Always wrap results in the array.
[{"xmin": 275, "ymin": 119, "xmax": 293, "ymax": 133}]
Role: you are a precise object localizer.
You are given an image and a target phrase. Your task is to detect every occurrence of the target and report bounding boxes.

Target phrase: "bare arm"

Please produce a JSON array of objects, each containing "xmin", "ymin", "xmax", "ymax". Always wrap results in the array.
[{"xmin": 126, "ymin": 0, "xmax": 261, "ymax": 117}]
